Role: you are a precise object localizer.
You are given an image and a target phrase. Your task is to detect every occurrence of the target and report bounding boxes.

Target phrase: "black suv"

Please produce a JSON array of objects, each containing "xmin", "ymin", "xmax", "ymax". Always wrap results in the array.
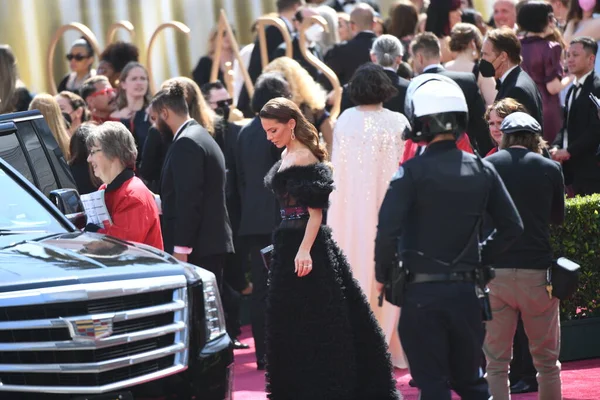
[{"xmin": 0, "ymin": 111, "xmax": 233, "ymax": 399}]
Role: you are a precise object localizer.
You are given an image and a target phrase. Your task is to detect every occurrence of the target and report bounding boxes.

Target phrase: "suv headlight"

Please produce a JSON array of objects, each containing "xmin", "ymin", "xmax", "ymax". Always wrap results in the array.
[{"xmin": 203, "ymin": 274, "xmax": 227, "ymax": 341}]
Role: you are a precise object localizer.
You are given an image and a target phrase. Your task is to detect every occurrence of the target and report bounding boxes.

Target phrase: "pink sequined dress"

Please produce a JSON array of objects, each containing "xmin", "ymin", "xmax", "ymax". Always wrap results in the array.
[{"xmin": 328, "ymin": 106, "xmax": 409, "ymax": 369}]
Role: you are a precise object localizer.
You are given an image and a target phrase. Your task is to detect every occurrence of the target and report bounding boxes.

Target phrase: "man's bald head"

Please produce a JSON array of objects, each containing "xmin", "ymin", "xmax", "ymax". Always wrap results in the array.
[{"xmin": 350, "ymin": 3, "xmax": 375, "ymax": 32}]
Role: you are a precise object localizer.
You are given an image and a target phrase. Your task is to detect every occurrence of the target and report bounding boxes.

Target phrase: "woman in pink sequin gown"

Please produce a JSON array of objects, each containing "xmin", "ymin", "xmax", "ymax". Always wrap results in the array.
[{"xmin": 328, "ymin": 64, "xmax": 409, "ymax": 369}]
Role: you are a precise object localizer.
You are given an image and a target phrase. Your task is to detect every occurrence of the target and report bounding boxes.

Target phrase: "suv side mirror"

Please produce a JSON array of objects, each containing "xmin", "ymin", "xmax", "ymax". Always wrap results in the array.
[{"xmin": 49, "ymin": 188, "xmax": 86, "ymax": 229}]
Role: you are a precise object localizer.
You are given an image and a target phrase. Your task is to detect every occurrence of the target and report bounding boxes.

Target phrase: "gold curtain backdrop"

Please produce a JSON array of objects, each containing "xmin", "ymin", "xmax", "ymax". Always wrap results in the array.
[{"xmin": 0, "ymin": 0, "xmax": 492, "ymax": 95}]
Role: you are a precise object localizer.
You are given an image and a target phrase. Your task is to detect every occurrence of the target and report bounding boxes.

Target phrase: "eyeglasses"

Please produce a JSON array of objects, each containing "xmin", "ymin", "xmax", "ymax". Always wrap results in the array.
[
  {"xmin": 88, "ymin": 88, "xmax": 116, "ymax": 98},
  {"xmin": 66, "ymin": 53, "xmax": 90, "ymax": 61},
  {"xmin": 89, "ymin": 148, "xmax": 103, "ymax": 156}
]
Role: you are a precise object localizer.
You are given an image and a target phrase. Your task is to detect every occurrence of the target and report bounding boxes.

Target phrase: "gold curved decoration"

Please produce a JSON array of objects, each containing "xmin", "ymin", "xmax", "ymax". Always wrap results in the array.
[
  {"xmin": 46, "ymin": 23, "xmax": 102, "ymax": 96},
  {"xmin": 146, "ymin": 21, "xmax": 191, "ymax": 94},
  {"xmin": 256, "ymin": 17, "xmax": 293, "ymax": 71},
  {"xmin": 105, "ymin": 20, "xmax": 135, "ymax": 45},
  {"xmin": 211, "ymin": 10, "xmax": 254, "ymax": 101},
  {"xmin": 298, "ymin": 16, "xmax": 342, "ymax": 120}
]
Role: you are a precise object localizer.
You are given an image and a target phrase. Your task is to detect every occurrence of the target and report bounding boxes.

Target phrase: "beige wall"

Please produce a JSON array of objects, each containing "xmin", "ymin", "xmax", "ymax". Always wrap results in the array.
[{"xmin": 0, "ymin": 0, "xmax": 491, "ymax": 95}]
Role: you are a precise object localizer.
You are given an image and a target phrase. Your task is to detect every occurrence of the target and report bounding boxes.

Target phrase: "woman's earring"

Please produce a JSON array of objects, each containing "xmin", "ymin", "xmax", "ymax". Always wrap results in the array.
[{"xmin": 291, "ymin": 128, "xmax": 296, "ymax": 141}]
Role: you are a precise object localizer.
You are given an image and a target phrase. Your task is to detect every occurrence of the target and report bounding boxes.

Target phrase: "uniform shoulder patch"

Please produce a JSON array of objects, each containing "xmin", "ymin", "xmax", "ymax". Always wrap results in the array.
[{"xmin": 391, "ymin": 166, "xmax": 405, "ymax": 181}]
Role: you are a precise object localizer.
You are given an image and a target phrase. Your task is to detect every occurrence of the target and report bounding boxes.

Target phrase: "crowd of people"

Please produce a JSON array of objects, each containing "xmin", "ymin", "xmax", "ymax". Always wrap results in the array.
[{"xmin": 1, "ymin": 0, "xmax": 599, "ymax": 398}]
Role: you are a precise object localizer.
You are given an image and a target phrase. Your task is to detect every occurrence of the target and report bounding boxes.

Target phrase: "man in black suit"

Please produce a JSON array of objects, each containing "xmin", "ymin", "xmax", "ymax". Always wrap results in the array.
[
  {"xmin": 481, "ymin": 27, "xmax": 543, "ymax": 128},
  {"xmin": 149, "ymin": 81, "xmax": 233, "ymax": 286},
  {"xmin": 273, "ymin": 6, "xmax": 324, "ymax": 82},
  {"xmin": 340, "ymin": 34, "xmax": 409, "ymax": 114},
  {"xmin": 325, "ymin": 3, "xmax": 377, "ymax": 87},
  {"xmin": 411, "ymin": 32, "xmax": 493, "ymax": 155},
  {"xmin": 552, "ymin": 36, "xmax": 600, "ymax": 195},
  {"xmin": 234, "ymin": 72, "xmax": 293, "ymax": 370},
  {"xmin": 237, "ymin": 0, "xmax": 304, "ymax": 116},
  {"xmin": 325, "ymin": 0, "xmax": 380, "ymax": 13}
]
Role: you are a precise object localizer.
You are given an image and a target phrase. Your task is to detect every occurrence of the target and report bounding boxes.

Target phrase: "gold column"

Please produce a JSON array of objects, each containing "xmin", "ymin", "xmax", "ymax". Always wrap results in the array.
[{"xmin": 172, "ymin": 0, "xmax": 192, "ymax": 78}]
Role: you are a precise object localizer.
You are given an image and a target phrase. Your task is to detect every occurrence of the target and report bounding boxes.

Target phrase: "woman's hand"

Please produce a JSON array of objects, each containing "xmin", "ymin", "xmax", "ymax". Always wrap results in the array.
[{"xmin": 294, "ymin": 248, "xmax": 313, "ymax": 277}]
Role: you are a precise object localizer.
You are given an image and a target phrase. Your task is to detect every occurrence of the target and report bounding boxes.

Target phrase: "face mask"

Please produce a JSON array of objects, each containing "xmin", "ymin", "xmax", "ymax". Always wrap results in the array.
[
  {"xmin": 216, "ymin": 104, "xmax": 231, "ymax": 121},
  {"xmin": 579, "ymin": 0, "xmax": 596, "ymax": 12},
  {"xmin": 479, "ymin": 58, "xmax": 496, "ymax": 78},
  {"xmin": 305, "ymin": 24, "xmax": 325, "ymax": 43}
]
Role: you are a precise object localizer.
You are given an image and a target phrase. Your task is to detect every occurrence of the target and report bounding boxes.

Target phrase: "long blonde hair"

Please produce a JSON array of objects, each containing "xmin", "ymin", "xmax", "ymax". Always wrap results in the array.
[
  {"xmin": 162, "ymin": 77, "xmax": 216, "ymax": 135},
  {"xmin": 259, "ymin": 97, "xmax": 328, "ymax": 162},
  {"xmin": 29, "ymin": 94, "xmax": 71, "ymax": 159},
  {"xmin": 263, "ymin": 57, "xmax": 327, "ymax": 112},
  {"xmin": 0, "ymin": 45, "xmax": 17, "ymax": 114}
]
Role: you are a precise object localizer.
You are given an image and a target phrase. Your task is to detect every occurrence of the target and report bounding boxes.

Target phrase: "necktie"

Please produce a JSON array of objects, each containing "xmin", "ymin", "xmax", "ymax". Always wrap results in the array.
[
  {"xmin": 564, "ymin": 84, "xmax": 582, "ymax": 149},
  {"xmin": 495, "ymin": 79, "xmax": 502, "ymax": 91}
]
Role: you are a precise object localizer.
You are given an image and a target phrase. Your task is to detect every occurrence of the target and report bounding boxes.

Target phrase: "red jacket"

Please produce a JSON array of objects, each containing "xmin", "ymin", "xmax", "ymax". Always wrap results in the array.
[
  {"xmin": 400, "ymin": 133, "xmax": 474, "ymax": 164},
  {"xmin": 98, "ymin": 170, "xmax": 164, "ymax": 250},
  {"xmin": 486, "ymin": 147, "xmax": 499, "ymax": 157}
]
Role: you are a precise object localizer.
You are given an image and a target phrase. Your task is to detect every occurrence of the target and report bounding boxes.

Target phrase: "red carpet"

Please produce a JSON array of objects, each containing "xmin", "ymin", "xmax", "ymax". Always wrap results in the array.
[{"xmin": 233, "ymin": 326, "xmax": 600, "ymax": 399}]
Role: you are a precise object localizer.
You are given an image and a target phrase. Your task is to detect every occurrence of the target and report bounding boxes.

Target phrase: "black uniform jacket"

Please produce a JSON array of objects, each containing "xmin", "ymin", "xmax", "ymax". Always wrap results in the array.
[{"xmin": 374, "ymin": 140, "xmax": 524, "ymax": 281}]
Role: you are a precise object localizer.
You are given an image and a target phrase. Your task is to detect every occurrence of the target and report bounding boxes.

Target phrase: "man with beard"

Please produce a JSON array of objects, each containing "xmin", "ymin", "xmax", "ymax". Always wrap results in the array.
[
  {"xmin": 80, "ymin": 75, "xmax": 117, "ymax": 123},
  {"xmin": 149, "ymin": 81, "xmax": 233, "ymax": 288}
]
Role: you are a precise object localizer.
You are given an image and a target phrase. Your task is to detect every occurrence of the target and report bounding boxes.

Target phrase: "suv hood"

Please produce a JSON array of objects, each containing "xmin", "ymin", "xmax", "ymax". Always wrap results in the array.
[{"xmin": 0, "ymin": 232, "xmax": 187, "ymax": 292}]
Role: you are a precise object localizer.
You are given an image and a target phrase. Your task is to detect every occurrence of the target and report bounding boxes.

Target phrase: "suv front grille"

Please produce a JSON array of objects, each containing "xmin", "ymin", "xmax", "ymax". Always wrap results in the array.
[{"xmin": 0, "ymin": 276, "xmax": 189, "ymax": 394}]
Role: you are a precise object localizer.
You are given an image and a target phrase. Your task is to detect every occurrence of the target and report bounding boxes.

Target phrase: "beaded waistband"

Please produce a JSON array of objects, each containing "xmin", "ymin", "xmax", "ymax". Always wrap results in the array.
[{"xmin": 280, "ymin": 206, "xmax": 309, "ymax": 220}]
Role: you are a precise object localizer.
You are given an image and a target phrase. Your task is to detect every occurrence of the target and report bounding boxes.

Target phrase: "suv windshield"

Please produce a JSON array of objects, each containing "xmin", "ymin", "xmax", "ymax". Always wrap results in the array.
[{"xmin": 0, "ymin": 168, "xmax": 66, "ymax": 234}]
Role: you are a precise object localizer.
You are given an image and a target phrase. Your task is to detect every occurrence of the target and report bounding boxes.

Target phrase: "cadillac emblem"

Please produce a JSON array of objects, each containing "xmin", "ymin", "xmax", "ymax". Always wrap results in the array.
[{"xmin": 63, "ymin": 317, "xmax": 114, "ymax": 341}]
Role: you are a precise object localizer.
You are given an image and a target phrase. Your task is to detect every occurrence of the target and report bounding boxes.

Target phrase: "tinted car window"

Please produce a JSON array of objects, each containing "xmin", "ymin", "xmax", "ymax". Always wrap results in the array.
[
  {"xmin": 33, "ymin": 119, "xmax": 76, "ymax": 191},
  {"xmin": 19, "ymin": 120, "xmax": 55, "ymax": 196},
  {"xmin": 0, "ymin": 168, "xmax": 66, "ymax": 233},
  {"xmin": 0, "ymin": 132, "xmax": 34, "ymax": 184}
]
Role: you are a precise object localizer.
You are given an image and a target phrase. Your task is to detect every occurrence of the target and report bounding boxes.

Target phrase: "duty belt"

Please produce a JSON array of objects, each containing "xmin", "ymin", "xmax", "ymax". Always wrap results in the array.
[{"xmin": 408, "ymin": 271, "xmax": 476, "ymax": 284}]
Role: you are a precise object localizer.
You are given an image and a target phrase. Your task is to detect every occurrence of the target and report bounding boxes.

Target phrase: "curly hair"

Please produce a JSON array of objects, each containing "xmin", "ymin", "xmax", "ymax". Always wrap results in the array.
[
  {"xmin": 263, "ymin": 57, "xmax": 327, "ymax": 112},
  {"xmin": 99, "ymin": 41, "xmax": 140, "ymax": 75},
  {"xmin": 259, "ymin": 97, "xmax": 328, "ymax": 162},
  {"xmin": 349, "ymin": 63, "xmax": 398, "ymax": 105},
  {"xmin": 485, "ymin": 97, "xmax": 527, "ymax": 120}
]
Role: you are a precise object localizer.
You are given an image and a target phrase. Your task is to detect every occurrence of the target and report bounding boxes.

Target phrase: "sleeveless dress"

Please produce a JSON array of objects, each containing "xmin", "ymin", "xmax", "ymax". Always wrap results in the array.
[{"xmin": 264, "ymin": 161, "xmax": 400, "ymax": 400}]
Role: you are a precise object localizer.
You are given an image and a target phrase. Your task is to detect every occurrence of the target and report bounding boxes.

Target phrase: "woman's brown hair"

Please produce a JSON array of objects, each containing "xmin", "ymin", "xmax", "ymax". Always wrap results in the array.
[
  {"xmin": 449, "ymin": 23, "xmax": 483, "ymax": 53},
  {"xmin": 259, "ymin": 97, "xmax": 328, "ymax": 162},
  {"xmin": 115, "ymin": 62, "xmax": 152, "ymax": 110},
  {"xmin": 0, "ymin": 45, "xmax": 17, "ymax": 114},
  {"xmin": 162, "ymin": 77, "xmax": 216, "ymax": 135},
  {"xmin": 58, "ymin": 91, "xmax": 91, "ymax": 122},
  {"xmin": 389, "ymin": 1, "xmax": 419, "ymax": 39},
  {"xmin": 485, "ymin": 97, "xmax": 527, "ymax": 121}
]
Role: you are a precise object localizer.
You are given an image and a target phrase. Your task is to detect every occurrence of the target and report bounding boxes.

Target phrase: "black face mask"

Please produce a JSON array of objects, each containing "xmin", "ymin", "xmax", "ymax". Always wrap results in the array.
[
  {"xmin": 479, "ymin": 59, "xmax": 496, "ymax": 78},
  {"xmin": 216, "ymin": 104, "xmax": 231, "ymax": 122}
]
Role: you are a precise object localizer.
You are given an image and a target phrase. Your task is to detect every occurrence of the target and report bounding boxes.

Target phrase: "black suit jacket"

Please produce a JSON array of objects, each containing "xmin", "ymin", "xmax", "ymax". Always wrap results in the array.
[
  {"xmin": 234, "ymin": 116, "xmax": 283, "ymax": 236},
  {"xmin": 496, "ymin": 66, "xmax": 543, "ymax": 129},
  {"xmin": 273, "ymin": 35, "xmax": 324, "ymax": 82},
  {"xmin": 340, "ymin": 68, "xmax": 409, "ymax": 114},
  {"xmin": 423, "ymin": 65, "xmax": 493, "ymax": 155},
  {"xmin": 238, "ymin": 19, "xmax": 292, "ymax": 117},
  {"xmin": 325, "ymin": 31, "xmax": 376, "ymax": 87},
  {"xmin": 160, "ymin": 120, "xmax": 234, "ymax": 258},
  {"xmin": 214, "ymin": 119, "xmax": 242, "ymax": 234},
  {"xmin": 553, "ymin": 71, "xmax": 600, "ymax": 182}
]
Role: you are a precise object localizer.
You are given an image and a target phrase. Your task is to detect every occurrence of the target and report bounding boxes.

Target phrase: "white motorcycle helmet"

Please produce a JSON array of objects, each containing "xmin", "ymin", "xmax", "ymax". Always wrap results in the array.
[{"xmin": 403, "ymin": 73, "xmax": 469, "ymax": 142}]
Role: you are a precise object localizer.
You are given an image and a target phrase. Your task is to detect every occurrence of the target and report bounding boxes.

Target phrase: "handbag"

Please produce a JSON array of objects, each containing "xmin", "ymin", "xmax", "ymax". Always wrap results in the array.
[
  {"xmin": 550, "ymin": 257, "xmax": 581, "ymax": 300},
  {"xmin": 260, "ymin": 245, "xmax": 274, "ymax": 270}
]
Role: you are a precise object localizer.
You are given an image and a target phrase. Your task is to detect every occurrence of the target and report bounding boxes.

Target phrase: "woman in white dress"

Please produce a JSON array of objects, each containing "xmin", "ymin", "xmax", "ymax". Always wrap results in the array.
[{"xmin": 328, "ymin": 63, "xmax": 410, "ymax": 369}]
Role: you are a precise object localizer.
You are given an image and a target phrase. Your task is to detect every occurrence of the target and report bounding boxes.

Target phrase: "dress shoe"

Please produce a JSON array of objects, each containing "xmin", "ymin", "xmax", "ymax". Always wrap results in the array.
[
  {"xmin": 510, "ymin": 379, "xmax": 538, "ymax": 394},
  {"xmin": 232, "ymin": 338, "xmax": 249, "ymax": 349}
]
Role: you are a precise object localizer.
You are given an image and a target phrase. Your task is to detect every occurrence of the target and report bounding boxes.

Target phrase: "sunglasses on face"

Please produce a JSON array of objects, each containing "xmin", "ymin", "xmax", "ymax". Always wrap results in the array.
[
  {"xmin": 89, "ymin": 88, "xmax": 116, "ymax": 98},
  {"xmin": 215, "ymin": 99, "xmax": 233, "ymax": 107},
  {"xmin": 66, "ymin": 53, "xmax": 90, "ymax": 61}
]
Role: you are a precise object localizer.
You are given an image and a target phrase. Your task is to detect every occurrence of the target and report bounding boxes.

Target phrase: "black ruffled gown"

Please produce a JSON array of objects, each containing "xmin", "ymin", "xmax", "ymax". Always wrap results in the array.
[{"xmin": 264, "ymin": 161, "xmax": 400, "ymax": 400}]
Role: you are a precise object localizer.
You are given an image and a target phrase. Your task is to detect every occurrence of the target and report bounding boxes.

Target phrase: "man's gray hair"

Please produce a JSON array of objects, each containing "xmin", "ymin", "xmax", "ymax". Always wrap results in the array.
[
  {"xmin": 86, "ymin": 121, "xmax": 138, "ymax": 169},
  {"xmin": 371, "ymin": 34, "xmax": 404, "ymax": 68}
]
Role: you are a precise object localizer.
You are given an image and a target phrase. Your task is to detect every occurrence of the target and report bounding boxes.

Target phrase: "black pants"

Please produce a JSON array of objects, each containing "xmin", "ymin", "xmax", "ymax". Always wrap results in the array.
[
  {"xmin": 221, "ymin": 281, "xmax": 242, "ymax": 339},
  {"xmin": 240, "ymin": 234, "xmax": 271, "ymax": 364},
  {"xmin": 189, "ymin": 253, "xmax": 226, "ymax": 289},
  {"xmin": 510, "ymin": 315, "xmax": 537, "ymax": 386},
  {"xmin": 399, "ymin": 282, "xmax": 490, "ymax": 400}
]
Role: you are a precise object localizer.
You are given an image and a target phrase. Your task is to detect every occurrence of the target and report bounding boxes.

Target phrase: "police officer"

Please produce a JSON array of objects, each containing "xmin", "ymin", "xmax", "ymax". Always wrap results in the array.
[{"xmin": 374, "ymin": 74, "xmax": 524, "ymax": 400}]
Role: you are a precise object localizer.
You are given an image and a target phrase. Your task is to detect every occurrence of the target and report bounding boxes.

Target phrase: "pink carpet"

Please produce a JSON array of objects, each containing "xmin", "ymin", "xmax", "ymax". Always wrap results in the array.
[{"xmin": 233, "ymin": 326, "xmax": 600, "ymax": 399}]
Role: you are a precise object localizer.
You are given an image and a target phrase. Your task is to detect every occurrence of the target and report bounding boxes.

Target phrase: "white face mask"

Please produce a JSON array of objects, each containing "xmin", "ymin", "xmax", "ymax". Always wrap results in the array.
[{"xmin": 305, "ymin": 24, "xmax": 325, "ymax": 43}]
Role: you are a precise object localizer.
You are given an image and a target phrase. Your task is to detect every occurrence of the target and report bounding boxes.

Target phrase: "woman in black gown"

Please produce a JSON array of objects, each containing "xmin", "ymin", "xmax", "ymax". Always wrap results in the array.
[{"xmin": 261, "ymin": 97, "xmax": 400, "ymax": 400}]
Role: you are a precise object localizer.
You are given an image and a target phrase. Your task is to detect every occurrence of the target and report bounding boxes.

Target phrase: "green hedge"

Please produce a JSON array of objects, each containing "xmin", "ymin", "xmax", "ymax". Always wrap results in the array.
[{"xmin": 550, "ymin": 194, "xmax": 600, "ymax": 320}]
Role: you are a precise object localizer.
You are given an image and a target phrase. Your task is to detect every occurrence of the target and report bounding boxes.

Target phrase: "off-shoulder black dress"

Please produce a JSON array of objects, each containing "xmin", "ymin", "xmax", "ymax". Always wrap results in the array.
[{"xmin": 264, "ymin": 161, "xmax": 400, "ymax": 400}]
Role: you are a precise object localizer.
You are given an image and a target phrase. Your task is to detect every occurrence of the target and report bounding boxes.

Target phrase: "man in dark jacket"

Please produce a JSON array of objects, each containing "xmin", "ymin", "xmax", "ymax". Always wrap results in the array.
[
  {"xmin": 411, "ymin": 32, "xmax": 493, "ymax": 155},
  {"xmin": 325, "ymin": 3, "xmax": 377, "ymax": 86},
  {"xmin": 149, "ymin": 81, "xmax": 234, "ymax": 287},
  {"xmin": 234, "ymin": 72, "xmax": 293, "ymax": 370},
  {"xmin": 340, "ymin": 34, "xmax": 409, "ymax": 114}
]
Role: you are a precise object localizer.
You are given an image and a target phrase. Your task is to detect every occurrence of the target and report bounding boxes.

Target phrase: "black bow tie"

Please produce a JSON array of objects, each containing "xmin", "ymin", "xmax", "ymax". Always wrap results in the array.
[{"xmin": 495, "ymin": 79, "xmax": 502, "ymax": 90}]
